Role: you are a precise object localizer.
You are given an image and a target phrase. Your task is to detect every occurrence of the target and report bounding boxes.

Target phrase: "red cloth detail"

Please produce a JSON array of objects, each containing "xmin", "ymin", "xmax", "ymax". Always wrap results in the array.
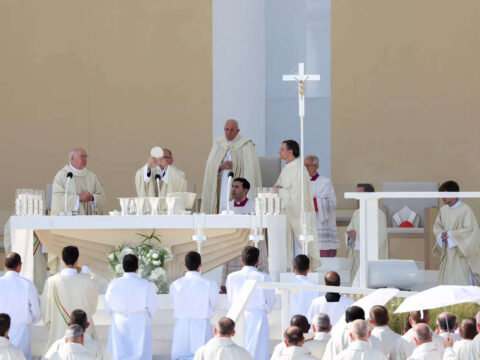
[
  {"xmin": 311, "ymin": 173, "xmax": 320, "ymax": 181},
  {"xmin": 399, "ymin": 221, "xmax": 414, "ymax": 228},
  {"xmin": 313, "ymin": 198, "xmax": 318, "ymax": 212},
  {"xmin": 234, "ymin": 197, "xmax": 248, "ymax": 207}
]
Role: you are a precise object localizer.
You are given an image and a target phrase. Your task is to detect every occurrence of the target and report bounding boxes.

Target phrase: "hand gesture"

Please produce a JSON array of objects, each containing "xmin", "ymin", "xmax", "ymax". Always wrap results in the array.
[
  {"xmin": 148, "ymin": 157, "xmax": 157, "ymax": 169},
  {"xmin": 79, "ymin": 191, "xmax": 93, "ymax": 202},
  {"xmin": 219, "ymin": 161, "xmax": 233, "ymax": 171},
  {"xmin": 347, "ymin": 229, "xmax": 356, "ymax": 240}
]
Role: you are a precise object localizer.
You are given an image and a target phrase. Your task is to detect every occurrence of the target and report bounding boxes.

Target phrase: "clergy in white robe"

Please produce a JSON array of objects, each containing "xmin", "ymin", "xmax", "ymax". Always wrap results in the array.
[
  {"xmin": 346, "ymin": 183, "xmax": 388, "ymax": 285},
  {"xmin": 406, "ymin": 324, "xmax": 444, "ymax": 360},
  {"xmin": 305, "ymin": 155, "xmax": 339, "ymax": 256},
  {"xmin": 104, "ymin": 254, "xmax": 158, "ymax": 360},
  {"xmin": 436, "ymin": 312, "xmax": 461, "ymax": 345},
  {"xmin": 0, "ymin": 253, "xmax": 40, "ymax": 360},
  {"xmin": 170, "ymin": 251, "xmax": 219, "ymax": 360},
  {"xmin": 306, "ymin": 271, "xmax": 354, "ymax": 327},
  {"xmin": 135, "ymin": 148, "xmax": 187, "ymax": 205},
  {"xmin": 49, "ymin": 325, "xmax": 95, "ymax": 360},
  {"xmin": 394, "ymin": 310, "xmax": 445, "ymax": 360},
  {"xmin": 442, "ymin": 317, "xmax": 477, "ymax": 360},
  {"xmin": 226, "ymin": 246, "xmax": 276, "ymax": 360},
  {"xmin": 369, "ymin": 305, "xmax": 401, "ymax": 359},
  {"xmin": 44, "ymin": 309, "xmax": 108, "ymax": 360},
  {"xmin": 201, "ymin": 119, "xmax": 262, "ymax": 214},
  {"xmin": 432, "ymin": 181, "xmax": 480, "ymax": 285},
  {"xmin": 289, "ymin": 255, "xmax": 320, "ymax": 319},
  {"xmin": 193, "ymin": 317, "xmax": 252, "ymax": 360},
  {"xmin": 275, "ymin": 140, "xmax": 321, "ymax": 269},
  {"xmin": 336, "ymin": 319, "xmax": 387, "ymax": 360},
  {"xmin": 41, "ymin": 247, "xmax": 99, "ymax": 354},
  {"xmin": 0, "ymin": 314, "xmax": 27, "ymax": 360},
  {"xmin": 271, "ymin": 326, "xmax": 318, "ymax": 360}
]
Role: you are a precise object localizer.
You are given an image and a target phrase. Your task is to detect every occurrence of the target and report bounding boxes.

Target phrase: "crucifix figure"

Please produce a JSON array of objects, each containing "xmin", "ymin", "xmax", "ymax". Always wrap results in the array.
[{"xmin": 282, "ymin": 63, "xmax": 320, "ymax": 254}]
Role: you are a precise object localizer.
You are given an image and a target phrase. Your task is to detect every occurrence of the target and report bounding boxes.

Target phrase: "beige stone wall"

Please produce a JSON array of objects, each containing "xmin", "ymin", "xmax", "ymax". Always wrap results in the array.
[
  {"xmin": 331, "ymin": 0, "xmax": 480, "ymax": 215},
  {"xmin": 0, "ymin": 0, "xmax": 212, "ymax": 215}
]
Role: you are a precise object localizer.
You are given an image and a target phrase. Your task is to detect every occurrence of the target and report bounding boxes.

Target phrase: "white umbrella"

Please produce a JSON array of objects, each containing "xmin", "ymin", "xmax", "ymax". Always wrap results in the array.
[{"xmin": 394, "ymin": 285, "xmax": 480, "ymax": 314}]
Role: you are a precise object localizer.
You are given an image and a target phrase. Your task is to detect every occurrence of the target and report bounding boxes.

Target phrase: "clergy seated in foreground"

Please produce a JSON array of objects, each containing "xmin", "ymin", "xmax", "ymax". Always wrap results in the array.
[
  {"xmin": 41, "ymin": 246, "xmax": 99, "ymax": 354},
  {"xmin": 432, "ymin": 180, "xmax": 480, "ymax": 285},
  {"xmin": 443, "ymin": 317, "xmax": 478, "ymax": 360},
  {"xmin": 368, "ymin": 305, "xmax": 400, "ymax": 359},
  {"xmin": 0, "ymin": 313, "xmax": 26, "ymax": 360},
  {"xmin": 289, "ymin": 255, "xmax": 320, "ymax": 319},
  {"xmin": 336, "ymin": 319, "xmax": 387, "ymax": 360},
  {"xmin": 169, "ymin": 251, "xmax": 219, "ymax": 360},
  {"xmin": 309, "ymin": 313, "xmax": 332, "ymax": 359},
  {"xmin": 346, "ymin": 183, "xmax": 388, "ymax": 286},
  {"xmin": 306, "ymin": 271, "xmax": 354, "ymax": 327},
  {"xmin": 226, "ymin": 246, "xmax": 276, "ymax": 360},
  {"xmin": 135, "ymin": 147, "xmax": 187, "ymax": 201},
  {"xmin": 406, "ymin": 324, "xmax": 445, "ymax": 360},
  {"xmin": 201, "ymin": 119, "xmax": 262, "ymax": 214},
  {"xmin": 305, "ymin": 155, "xmax": 339, "ymax": 257},
  {"xmin": 394, "ymin": 310, "xmax": 445, "ymax": 360},
  {"xmin": 193, "ymin": 317, "xmax": 252, "ymax": 360},
  {"xmin": 0, "ymin": 253, "xmax": 40, "ymax": 360},
  {"xmin": 436, "ymin": 312, "xmax": 460, "ymax": 343},
  {"xmin": 270, "ymin": 326, "xmax": 318, "ymax": 360},
  {"xmin": 49, "ymin": 324, "xmax": 95, "ymax": 360},
  {"xmin": 275, "ymin": 140, "xmax": 321, "ymax": 269},
  {"xmin": 104, "ymin": 254, "xmax": 158, "ymax": 360},
  {"xmin": 219, "ymin": 178, "xmax": 268, "ymax": 291},
  {"xmin": 44, "ymin": 309, "xmax": 107, "ymax": 360}
]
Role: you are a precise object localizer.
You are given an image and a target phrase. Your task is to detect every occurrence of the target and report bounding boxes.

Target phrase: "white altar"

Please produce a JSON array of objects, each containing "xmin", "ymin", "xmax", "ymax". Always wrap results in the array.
[{"xmin": 10, "ymin": 214, "xmax": 287, "ymax": 282}]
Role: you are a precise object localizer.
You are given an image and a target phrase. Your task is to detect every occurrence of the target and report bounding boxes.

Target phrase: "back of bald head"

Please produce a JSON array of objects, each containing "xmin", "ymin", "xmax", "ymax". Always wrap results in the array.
[
  {"xmin": 437, "ymin": 312, "xmax": 456, "ymax": 332},
  {"xmin": 370, "ymin": 305, "xmax": 389, "ymax": 326},
  {"xmin": 350, "ymin": 319, "xmax": 369, "ymax": 340},
  {"xmin": 324, "ymin": 271, "xmax": 340, "ymax": 286},
  {"xmin": 5, "ymin": 253, "xmax": 21, "ymax": 270},
  {"xmin": 414, "ymin": 323, "xmax": 432, "ymax": 342},
  {"xmin": 290, "ymin": 315, "xmax": 310, "ymax": 333},
  {"xmin": 345, "ymin": 306, "xmax": 365, "ymax": 323},
  {"xmin": 284, "ymin": 326, "xmax": 304, "ymax": 346},
  {"xmin": 216, "ymin": 317, "xmax": 235, "ymax": 336},
  {"xmin": 410, "ymin": 310, "xmax": 430, "ymax": 324},
  {"xmin": 460, "ymin": 318, "xmax": 477, "ymax": 340}
]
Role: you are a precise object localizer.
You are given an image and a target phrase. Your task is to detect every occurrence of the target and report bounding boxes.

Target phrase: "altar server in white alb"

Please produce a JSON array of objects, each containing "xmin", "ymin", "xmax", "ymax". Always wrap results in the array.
[
  {"xmin": 289, "ymin": 255, "xmax": 319, "ymax": 319},
  {"xmin": 135, "ymin": 147, "xmax": 187, "ymax": 199},
  {"xmin": 169, "ymin": 251, "xmax": 219, "ymax": 360},
  {"xmin": 0, "ymin": 253, "xmax": 40, "ymax": 360},
  {"xmin": 368, "ymin": 305, "xmax": 400, "ymax": 359},
  {"xmin": 104, "ymin": 254, "xmax": 158, "ymax": 360},
  {"xmin": 201, "ymin": 119, "xmax": 262, "ymax": 214},
  {"xmin": 346, "ymin": 183, "xmax": 388, "ymax": 285},
  {"xmin": 305, "ymin": 155, "xmax": 339, "ymax": 257},
  {"xmin": 49, "ymin": 324, "xmax": 95, "ymax": 360},
  {"xmin": 41, "ymin": 246, "xmax": 99, "ymax": 354},
  {"xmin": 226, "ymin": 246, "xmax": 276, "ymax": 360},
  {"xmin": 275, "ymin": 140, "xmax": 321, "ymax": 269},
  {"xmin": 432, "ymin": 180, "xmax": 480, "ymax": 285},
  {"xmin": 0, "ymin": 313, "xmax": 26, "ymax": 360}
]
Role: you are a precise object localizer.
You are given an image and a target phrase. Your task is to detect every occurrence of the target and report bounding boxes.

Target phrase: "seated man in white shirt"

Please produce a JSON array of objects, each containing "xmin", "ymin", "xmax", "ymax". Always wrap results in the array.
[
  {"xmin": 407, "ymin": 323, "xmax": 444, "ymax": 360},
  {"xmin": 309, "ymin": 313, "xmax": 332, "ymax": 359},
  {"xmin": 289, "ymin": 255, "xmax": 320, "ymax": 318},
  {"xmin": 336, "ymin": 319, "xmax": 387, "ymax": 360},
  {"xmin": 0, "ymin": 313, "xmax": 26, "ymax": 360},
  {"xmin": 271, "ymin": 326, "xmax": 318, "ymax": 360},
  {"xmin": 49, "ymin": 324, "xmax": 94, "ymax": 360},
  {"xmin": 307, "ymin": 271, "xmax": 354, "ymax": 327}
]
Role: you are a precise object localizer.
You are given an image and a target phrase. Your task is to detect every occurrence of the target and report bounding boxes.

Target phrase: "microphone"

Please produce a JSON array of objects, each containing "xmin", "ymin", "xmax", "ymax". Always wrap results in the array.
[
  {"xmin": 155, "ymin": 174, "xmax": 161, "ymax": 197},
  {"xmin": 228, "ymin": 171, "xmax": 234, "ymax": 178},
  {"xmin": 67, "ymin": 172, "xmax": 73, "ymax": 179},
  {"xmin": 62, "ymin": 172, "xmax": 74, "ymax": 216}
]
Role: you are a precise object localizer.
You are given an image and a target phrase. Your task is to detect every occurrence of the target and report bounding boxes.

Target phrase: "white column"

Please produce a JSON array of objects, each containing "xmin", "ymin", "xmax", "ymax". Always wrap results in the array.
[{"xmin": 358, "ymin": 198, "xmax": 379, "ymax": 288}]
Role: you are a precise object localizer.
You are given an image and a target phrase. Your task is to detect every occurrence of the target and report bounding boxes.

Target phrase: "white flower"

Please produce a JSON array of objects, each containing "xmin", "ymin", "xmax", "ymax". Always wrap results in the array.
[
  {"xmin": 152, "ymin": 260, "xmax": 161, "ymax": 266},
  {"xmin": 120, "ymin": 247, "xmax": 134, "ymax": 257},
  {"xmin": 108, "ymin": 253, "xmax": 115, "ymax": 261},
  {"xmin": 152, "ymin": 252, "xmax": 159, "ymax": 259},
  {"xmin": 115, "ymin": 264, "xmax": 123, "ymax": 274},
  {"xmin": 151, "ymin": 283, "xmax": 159, "ymax": 294},
  {"xmin": 149, "ymin": 272, "xmax": 159, "ymax": 281}
]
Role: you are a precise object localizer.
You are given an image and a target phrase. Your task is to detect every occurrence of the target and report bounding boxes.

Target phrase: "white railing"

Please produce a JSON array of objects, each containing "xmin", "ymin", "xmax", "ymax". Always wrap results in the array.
[
  {"xmin": 344, "ymin": 191, "xmax": 480, "ymax": 288},
  {"xmin": 226, "ymin": 280, "xmax": 415, "ymax": 346}
]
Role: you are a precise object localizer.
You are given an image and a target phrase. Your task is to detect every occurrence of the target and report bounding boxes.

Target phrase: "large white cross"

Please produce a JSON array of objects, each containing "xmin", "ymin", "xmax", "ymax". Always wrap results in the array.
[{"xmin": 282, "ymin": 63, "xmax": 320, "ymax": 255}]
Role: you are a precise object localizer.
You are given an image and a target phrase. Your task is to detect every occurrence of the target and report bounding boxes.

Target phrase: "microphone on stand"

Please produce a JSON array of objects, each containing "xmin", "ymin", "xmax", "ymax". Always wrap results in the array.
[
  {"xmin": 224, "ymin": 171, "xmax": 235, "ymax": 214},
  {"xmin": 155, "ymin": 174, "xmax": 161, "ymax": 197},
  {"xmin": 60, "ymin": 172, "xmax": 73, "ymax": 216}
]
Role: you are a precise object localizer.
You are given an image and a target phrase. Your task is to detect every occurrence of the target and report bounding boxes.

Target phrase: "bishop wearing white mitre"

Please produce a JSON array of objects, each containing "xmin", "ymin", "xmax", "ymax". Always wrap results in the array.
[
  {"xmin": 201, "ymin": 119, "xmax": 262, "ymax": 214},
  {"xmin": 41, "ymin": 246, "xmax": 99, "ymax": 354},
  {"xmin": 135, "ymin": 147, "xmax": 187, "ymax": 202},
  {"xmin": 226, "ymin": 246, "xmax": 276, "ymax": 360},
  {"xmin": 169, "ymin": 251, "xmax": 219, "ymax": 360},
  {"xmin": 274, "ymin": 140, "xmax": 321, "ymax": 269},
  {"xmin": 0, "ymin": 253, "xmax": 40, "ymax": 360},
  {"xmin": 346, "ymin": 183, "xmax": 388, "ymax": 286},
  {"xmin": 104, "ymin": 254, "xmax": 158, "ymax": 360}
]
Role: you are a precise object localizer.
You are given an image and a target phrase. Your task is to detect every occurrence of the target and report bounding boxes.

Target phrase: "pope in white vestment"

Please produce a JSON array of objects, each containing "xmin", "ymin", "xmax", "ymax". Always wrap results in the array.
[
  {"xmin": 201, "ymin": 120, "xmax": 262, "ymax": 214},
  {"xmin": 169, "ymin": 261, "xmax": 219, "ymax": 360},
  {"xmin": 104, "ymin": 270, "xmax": 158, "ymax": 360},
  {"xmin": 0, "ymin": 256, "xmax": 40, "ymax": 360},
  {"xmin": 0, "ymin": 336, "xmax": 26, "ymax": 360},
  {"xmin": 226, "ymin": 248, "xmax": 276, "ymax": 360}
]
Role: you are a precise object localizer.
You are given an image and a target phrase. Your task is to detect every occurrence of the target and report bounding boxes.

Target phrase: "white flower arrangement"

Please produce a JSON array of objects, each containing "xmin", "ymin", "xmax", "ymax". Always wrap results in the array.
[{"xmin": 107, "ymin": 231, "xmax": 173, "ymax": 294}]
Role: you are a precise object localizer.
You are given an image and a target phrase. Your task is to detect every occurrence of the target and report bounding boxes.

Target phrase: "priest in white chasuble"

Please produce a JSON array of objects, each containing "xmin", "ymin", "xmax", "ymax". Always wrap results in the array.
[
  {"xmin": 51, "ymin": 148, "xmax": 106, "ymax": 216},
  {"xmin": 41, "ymin": 246, "xmax": 99, "ymax": 354},
  {"xmin": 432, "ymin": 180, "xmax": 480, "ymax": 285},
  {"xmin": 169, "ymin": 251, "xmax": 219, "ymax": 360},
  {"xmin": 104, "ymin": 254, "xmax": 158, "ymax": 360},
  {"xmin": 200, "ymin": 119, "xmax": 262, "ymax": 214},
  {"xmin": 346, "ymin": 184, "xmax": 388, "ymax": 285},
  {"xmin": 135, "ymin": 147, "xmax": 187, "ymax": 199},
  {"xmin": 274, "ymin": 140, "xmax": 321, "ymax": 269}
]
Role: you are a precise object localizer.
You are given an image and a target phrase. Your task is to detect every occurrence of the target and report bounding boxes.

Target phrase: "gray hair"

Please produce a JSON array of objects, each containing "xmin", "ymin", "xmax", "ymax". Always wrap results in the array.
[
  {"xmin": 65, "ymin": 324, "xmax": 84, "ymax": 342},
  {"xmin": 225, "ymin": 119, "xmax": 239, "ymax": 127},
  {"xmin": 68, "ymin": 148, "xmax": 85, "ymax": 161},
  {"xmin": 305, "ymin": 155, "xmax": 319, "ymax": 165},
  {"xmin": 312, "ymin": 313, "xmax": 330, "ymax": 332},
  {"xmin": 414, "ymin": 323, "xmax": 433, "ymax": 342},
  {"xmin": 350, "ymin": 319, "xmax": 369, "ymax": 340}
]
